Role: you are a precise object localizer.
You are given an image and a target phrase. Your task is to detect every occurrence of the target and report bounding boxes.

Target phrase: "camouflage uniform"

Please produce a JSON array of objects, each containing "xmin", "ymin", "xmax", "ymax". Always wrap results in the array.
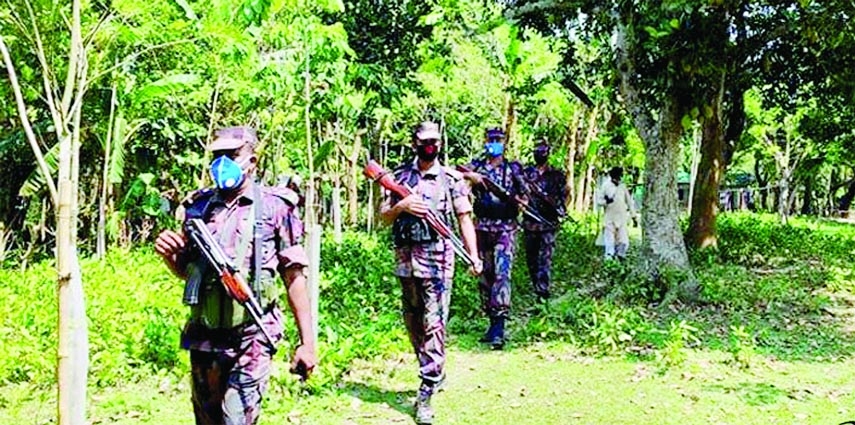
[
  {"xmin": 179, "ymin": 182, "xmax": 306, "ymax": 425},
  {"xmin": 522, "ymin": 165, "xmax": 567, "ymax": 298},
  {"xmin": 468, "ymin": 158, "xmax": 528, "ymax": 318},
  {"xmin": 380, "ymin": 159, "xmax": 472, "ymax": 388}
]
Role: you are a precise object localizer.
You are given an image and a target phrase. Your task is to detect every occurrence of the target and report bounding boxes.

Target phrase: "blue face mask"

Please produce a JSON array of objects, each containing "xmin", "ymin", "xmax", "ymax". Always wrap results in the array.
[
  {"xmin": 210, "ymin": 155, "xmax": 246, "ymax": 190},
  {"xmin": 485, "ymin": 141, "xmax": 504, "ymax": 157}
]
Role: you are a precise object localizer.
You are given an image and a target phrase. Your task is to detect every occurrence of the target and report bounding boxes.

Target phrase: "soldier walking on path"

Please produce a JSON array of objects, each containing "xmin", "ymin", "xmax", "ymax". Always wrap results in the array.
[
  {"xmin": 461, "ymin": 127, "xmax": 529, "ymax": 350},
  {"xmin": 380, "ymin": 122, "xmax": 482, "ymax": 425},
  {"xmin": 154, "ymin": 126, "xmax": 317, "ymax": 425},
  {"xmin": 522, "ymin": 142, "xmax": 567, "ymax": 301}
]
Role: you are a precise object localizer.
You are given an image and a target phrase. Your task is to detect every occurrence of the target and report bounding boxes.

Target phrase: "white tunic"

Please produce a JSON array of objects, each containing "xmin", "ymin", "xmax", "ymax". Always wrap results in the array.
[{"xmin": 596, "ymin": 179, "xmax": 636, "ymax": 227}]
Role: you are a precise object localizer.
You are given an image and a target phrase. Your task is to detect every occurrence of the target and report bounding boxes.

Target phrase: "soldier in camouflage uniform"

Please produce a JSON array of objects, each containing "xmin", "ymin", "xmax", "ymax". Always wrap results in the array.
[
  {"xmin": 380, "ymin": 122, "xmax": 482, "ymax": 425},
  {"xmin": 461, "ymin": 127, "xmax": 529, "ymax": 349},
  {"xmin": 522, "ymin": 143, "xmax": 567, "ymax": 301},
  {"xmin": 155, "ymin": 126, "xmax": 317, "ymax": 425}
]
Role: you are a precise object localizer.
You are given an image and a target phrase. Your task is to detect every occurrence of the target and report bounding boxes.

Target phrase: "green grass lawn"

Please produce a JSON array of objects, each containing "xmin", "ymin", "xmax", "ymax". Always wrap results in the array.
[{"xmin": 4, "ymin": 342, "xmax": 855, "ymax": 425}]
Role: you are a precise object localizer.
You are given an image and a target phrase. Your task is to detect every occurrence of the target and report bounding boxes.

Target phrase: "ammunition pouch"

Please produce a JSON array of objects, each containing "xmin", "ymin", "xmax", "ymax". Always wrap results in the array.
[
  {"xmin": 474, "ymin": 193, "xmax": 517, "ymax": 220},
  {"xmin": 393, "ymin": 213, "xmax": 439, "ymax": 247}
]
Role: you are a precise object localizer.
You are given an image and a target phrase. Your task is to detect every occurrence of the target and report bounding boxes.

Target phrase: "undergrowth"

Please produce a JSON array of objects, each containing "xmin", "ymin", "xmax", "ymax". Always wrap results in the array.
[{"xmin": 1, "ymin": 212, "xmax": 853, "ymax": 393}]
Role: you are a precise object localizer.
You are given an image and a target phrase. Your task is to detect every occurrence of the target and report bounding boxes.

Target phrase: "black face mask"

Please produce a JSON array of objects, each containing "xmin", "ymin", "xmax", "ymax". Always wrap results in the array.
[
  {"xmin": 534, "ymin": 153, "xmax": 548, "ymax": 166},
  {"xmin": 416, "ymin": 143, "xmax": 439, "ymax": 162}
]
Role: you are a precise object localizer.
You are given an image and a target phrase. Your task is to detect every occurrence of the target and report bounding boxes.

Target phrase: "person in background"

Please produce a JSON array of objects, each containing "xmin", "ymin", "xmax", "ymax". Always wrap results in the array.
[
  {"xmin": 461, "ymin": 127, "xmax": 529, "ymax": 350},
  {"xmin": 595, "ymin": 166, "xmax": 637, "ymax": 261},
  {"xmin": 522, "ymin": 142, "xmax": 566, "ymax": 301}
]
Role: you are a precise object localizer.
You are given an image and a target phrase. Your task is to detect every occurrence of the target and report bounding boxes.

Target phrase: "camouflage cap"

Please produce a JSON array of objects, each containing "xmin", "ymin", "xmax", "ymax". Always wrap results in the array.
[
  {"xmin": 208, "ymin": 126, "xmax": 258, "ymax": 151},
  {"xmin": 485, "ymin": 127, "xmax": 506, "ymax": 140},
  {"xmin": 534, "ymin": 142, "xmax": 550, "ymax": 154},
  {"xmin": 414, "ymin": 121, "xmax": 441, "ymax": 141}
]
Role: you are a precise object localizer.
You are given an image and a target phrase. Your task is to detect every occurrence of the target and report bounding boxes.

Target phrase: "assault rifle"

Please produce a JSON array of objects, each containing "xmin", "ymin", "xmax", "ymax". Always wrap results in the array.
[
  {"xmin": 456, "ymin": 164, "xmax": 554, "ymax": 226},
  {"xmin": 186, "ymin": 218, "xmax": 277, "ymax": 351},
  {"xmin": 523, "ymin": 179, "xmax": 574, "ymax": 225},
  {"xmin": 363, "ymin": 160, "xmax": 478, "ymax": 269}
]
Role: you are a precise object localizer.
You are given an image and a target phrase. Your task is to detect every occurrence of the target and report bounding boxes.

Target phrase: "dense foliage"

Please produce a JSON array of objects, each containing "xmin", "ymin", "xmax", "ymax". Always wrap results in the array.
[{"xmin": 1, "ymin": 213, "xmax": 852, "ymax": 391}]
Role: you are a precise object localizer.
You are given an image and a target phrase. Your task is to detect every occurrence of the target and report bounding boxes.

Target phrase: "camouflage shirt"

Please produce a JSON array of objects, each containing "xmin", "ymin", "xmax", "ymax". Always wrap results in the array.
[
  {"xmin": 522, "ymin": 165, "xmax": 567, "ymax": 232},
  {"xmin": 179, "ymin": 181, "xmax": 308, "ymax": 352},
  {"xmin": 381, "ymin": 159, "xmax": 472, "ymax": 279},
  {"xmin": 468, "ymin": 158, "xmax": 528, "ymax": 232}
]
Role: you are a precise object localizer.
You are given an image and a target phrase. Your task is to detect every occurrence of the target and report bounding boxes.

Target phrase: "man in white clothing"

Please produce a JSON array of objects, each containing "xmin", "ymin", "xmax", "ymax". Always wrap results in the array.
[{"xmin": 596, "ymin": 167, "xmax": 637, "ymax": 260}]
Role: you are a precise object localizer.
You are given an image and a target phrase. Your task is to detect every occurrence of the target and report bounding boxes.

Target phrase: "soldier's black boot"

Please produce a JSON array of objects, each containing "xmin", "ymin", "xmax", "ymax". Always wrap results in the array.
[
  {"xmin": 414, "ymin": 382, "xmax": 435, "ymax": 424},
  {"xmin": 479, "ymin": 316, "xmax": 499, "ymax": 343},
  {"xmin": 488, "ymin": 317, "xmax": 505, "ymax": 350}
]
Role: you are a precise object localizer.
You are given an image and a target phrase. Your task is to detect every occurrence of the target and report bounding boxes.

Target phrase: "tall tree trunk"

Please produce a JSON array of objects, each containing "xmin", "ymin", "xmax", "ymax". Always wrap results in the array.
[
  {"xmin": 686, "ymin": 75, "xmax": 725, "ymax": 249},
  {"xmin": 687, "ymin": 127, "xmax": 701, "ymax": 213},
  {"xmin": 97, "ymin": 82, "xmax": 117, "ymax": 258},
  {"xmin": 617, "ymin": 23, "xmax": 695, "ymax": 300},
  {"xmin": 347, "ymin": 131, "xmax": 363, "ymax": 226},
  {"xmin": 504, "ymin": 94, "xmax": 517, "ymax": 153},
  {"xmin": 778, "ymin": 173, "xmax": 789, "ymax": 224},
  {"xmin": 801, "ymin": 176, "xmax": 813, "ymax": 215},
  {"xmin": 59, "ymin": 1, "xmax": 89, "ymax": 422},
  {"xmin": 583, "ymin": 165, "xmax": 595, "ymax": 212},
  {"xmin": 838, "ymin": 179, "xmax": 855, "ymax": 218},
  {"xmin": 564, "ymin": 110, "xmax": 581, "ymax": 208},
  {"xmin": 574, "ymin": 106, "xmax": 597, "ymax": 212}
]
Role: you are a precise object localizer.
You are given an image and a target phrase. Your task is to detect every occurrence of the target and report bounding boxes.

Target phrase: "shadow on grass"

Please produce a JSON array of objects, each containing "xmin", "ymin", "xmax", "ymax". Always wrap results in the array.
[
  {"xmin": 703, "ymin": 382, "xmax": 789, "ymax": 406},
  {"xmin": 339, "ymin": 381, "xmax": 416, "ymax": 418}
]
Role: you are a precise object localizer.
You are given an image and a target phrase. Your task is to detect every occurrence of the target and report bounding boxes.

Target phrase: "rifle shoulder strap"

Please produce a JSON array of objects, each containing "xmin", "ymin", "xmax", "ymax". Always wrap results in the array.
[
  {"xmin": 439, "ymin": 165, "xmax": 457, "ymax": 230},
  {"xmin": 252, "ymin": 184, "xmax": 263, "ymax": 297}
]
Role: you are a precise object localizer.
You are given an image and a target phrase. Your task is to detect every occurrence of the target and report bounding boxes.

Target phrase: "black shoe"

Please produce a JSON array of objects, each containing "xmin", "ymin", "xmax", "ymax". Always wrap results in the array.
[
  {"xmin": 434, "ymin": 373, "xmax": 446, "ymax": 393},
  {"xmin": 479, "ymin": 316, "xmax": 499, "ymax": 343},
  {"xmin": 535, "ymin": 290, "xmax": 550, "ymax": 302},
  {"xmin": 487, "ymin": 317, "xmax": 505, "ymax": 350},
  {"xmin": 414, "ymin": 384, "xmax": 434, "ymax": 424}
]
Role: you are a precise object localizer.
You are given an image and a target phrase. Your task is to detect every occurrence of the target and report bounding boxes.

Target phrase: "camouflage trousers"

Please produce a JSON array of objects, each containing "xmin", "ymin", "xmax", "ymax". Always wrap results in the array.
[
  {"xmin": 189, "ymin": 338, "xmax": 274, "ymax": 425},
  {"xmin": 400, "ymin": 276, "xmax": 450, "ymax": 385},
  {"xmin": 477, "ymin": 229, "xmax": 517, "ymax": 318},
  {"xmin": 523, "ymin": 230, "xmax": 557, "ymax": 296}
]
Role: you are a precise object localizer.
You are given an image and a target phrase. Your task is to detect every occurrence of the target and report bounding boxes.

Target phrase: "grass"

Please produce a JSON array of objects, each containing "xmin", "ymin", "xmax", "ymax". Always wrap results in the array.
[
  {"xmin": 3, "ymin": 342, "xmax": 855, "ymax": 424},
  {"xmin": 2, "ymin": 212, "xmax": 855, "ymax": 423}
]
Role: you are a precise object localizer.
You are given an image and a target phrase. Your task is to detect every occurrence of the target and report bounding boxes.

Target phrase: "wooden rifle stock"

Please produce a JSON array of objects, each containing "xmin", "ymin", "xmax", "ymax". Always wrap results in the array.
[
  {"xmin": 186, "ymin": 219, "xmax": 277, "ymax": 351},
  {"xmin": 363, "ymin": 160, "xmax": 477, "ymax": 268}
]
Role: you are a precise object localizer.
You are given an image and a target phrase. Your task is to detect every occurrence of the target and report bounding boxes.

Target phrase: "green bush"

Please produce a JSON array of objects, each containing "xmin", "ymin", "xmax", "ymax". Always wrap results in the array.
[{"xmin": 715, "ymin": 213, "xmax": 855, "ymax": 267}]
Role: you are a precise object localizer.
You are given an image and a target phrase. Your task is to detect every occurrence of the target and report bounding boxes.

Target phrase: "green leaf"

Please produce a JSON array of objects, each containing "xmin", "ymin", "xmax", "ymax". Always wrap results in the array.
[
  {"xmin": 172, "ymin": 0, "xmax": 198, "ymax": 20},
  {"xmin": 133, "ymin": 74, "xmax": 202, "ymax": 104},
  {"xmin": 19, "ymin": 143, "xmax": 59, "ymax": 198},
  {"xmin": 681, "ymin": 114, "xmax": 693, "ymax": 130},
  {"xmin": 669, "ymin": 19, "xmax": 680, "ymax": 29},
  {"xmin": 420, "ymin": 10, "xmax": 444, "ymax": 26},
  {"xmin": 314, "ymin": 140, "xmax": 336, "ymax": 170}
]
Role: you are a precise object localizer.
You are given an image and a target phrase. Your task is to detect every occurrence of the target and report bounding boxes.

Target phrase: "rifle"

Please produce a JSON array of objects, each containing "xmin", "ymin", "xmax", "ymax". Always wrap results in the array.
[
  {"xmin": 456, "ymin": 164, "xmax": 554, "ymax": 226},
  {"xmin": 524, "ymin": 178, "xmax": 574, "ymax": 225},
  {"xmin": 363, "ymin": 160, "xmax": 477, "ymax": 269},
  {"xmin": 185, "ymin": 218, "xmax": 277, "ymax": 351}
]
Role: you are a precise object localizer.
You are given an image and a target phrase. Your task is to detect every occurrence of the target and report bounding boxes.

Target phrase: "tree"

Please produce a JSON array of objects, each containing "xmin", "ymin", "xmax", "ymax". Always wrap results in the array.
[{"xmin": 1, "ymin": 0, "xmax": 90, "ymax": 422}]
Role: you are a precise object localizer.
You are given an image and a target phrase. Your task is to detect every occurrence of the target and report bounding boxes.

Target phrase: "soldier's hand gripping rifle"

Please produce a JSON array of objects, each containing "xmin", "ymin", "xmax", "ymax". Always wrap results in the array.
[
  {"xmin": 363, "ymin": 160, "xmax": 478, "ymax": 269},
  {"xmin": 456, "ymin": 164, "xmax": 554, "ymax": 226},
  {"xmin": 186, "ymin": 218, "xmax": 277, "ymax": 351},
  {"xmin": 524, "ymin": 179, "xmax": 575, "ymax": 225}
]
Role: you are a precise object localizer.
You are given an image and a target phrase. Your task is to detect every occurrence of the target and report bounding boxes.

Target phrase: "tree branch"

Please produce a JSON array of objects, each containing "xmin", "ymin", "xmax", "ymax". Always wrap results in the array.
[{"xmin": 0, "ymin": 35, "xmax": 59, "ymax": 206}]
